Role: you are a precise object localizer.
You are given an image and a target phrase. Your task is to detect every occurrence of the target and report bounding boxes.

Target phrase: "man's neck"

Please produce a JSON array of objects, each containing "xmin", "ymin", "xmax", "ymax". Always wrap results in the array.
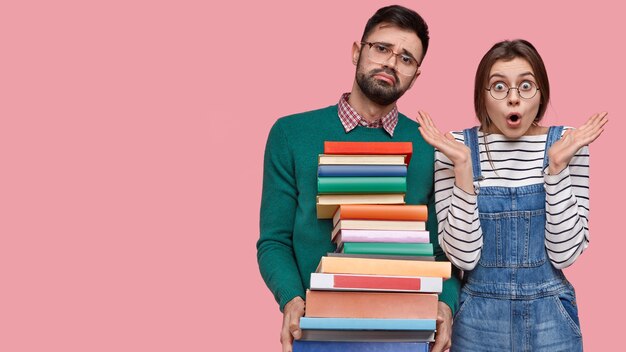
[{"xmin": 348, "ymin": 83, "xmax": 396, "ymax": 123}]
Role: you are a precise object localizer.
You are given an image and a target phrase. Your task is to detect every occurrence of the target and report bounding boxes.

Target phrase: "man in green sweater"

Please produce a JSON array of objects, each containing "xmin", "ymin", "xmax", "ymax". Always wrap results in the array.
[{"xmin": 257, "ymin": 5, "xmax": 461, "ymax": 352}]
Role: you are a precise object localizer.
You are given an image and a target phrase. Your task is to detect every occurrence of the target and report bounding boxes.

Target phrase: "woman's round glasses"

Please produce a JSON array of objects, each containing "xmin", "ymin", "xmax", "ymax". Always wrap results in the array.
[{"xmin": 486, "ymin": 80, "xmax": 540, "ymax": 100}]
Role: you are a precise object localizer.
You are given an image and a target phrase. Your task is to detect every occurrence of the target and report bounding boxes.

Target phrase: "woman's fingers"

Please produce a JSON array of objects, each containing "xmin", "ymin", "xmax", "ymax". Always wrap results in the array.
[
  {"xmin": 418, "ymin": 110, "xmax": 444, "ymax": 135},
  {"xmin": 574, "ymin": 112, "xmax": 608, "ymax": 146},
  {"xmin": 416, "ymin": 111, "xmax": 470, "ymax": 164},
  {"xmin": 578, "ymin": 111, "xmax": 608, "ymax": 133}
]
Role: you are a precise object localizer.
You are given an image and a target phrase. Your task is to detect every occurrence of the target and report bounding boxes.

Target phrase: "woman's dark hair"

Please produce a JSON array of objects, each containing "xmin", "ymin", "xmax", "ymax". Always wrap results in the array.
[{"xmin": 474, "ymin": 39, "xmax": 550, "ymax": 130}]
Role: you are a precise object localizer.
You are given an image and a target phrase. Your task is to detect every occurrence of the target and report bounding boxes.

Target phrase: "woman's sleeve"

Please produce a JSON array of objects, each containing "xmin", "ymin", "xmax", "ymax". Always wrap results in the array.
[
  {"xmin": 434, "ymin": 132, "xmax": 483, "ymax": 271},
  {"xmin": 544, "ymin": 142, "xmax": 590, "ymax": 269}
]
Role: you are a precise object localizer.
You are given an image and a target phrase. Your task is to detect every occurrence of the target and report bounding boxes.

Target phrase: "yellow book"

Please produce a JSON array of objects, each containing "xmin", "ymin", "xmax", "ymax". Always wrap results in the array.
[
  {"xmin": 316, "ymin": 256, "xmax": 451, "ymax": 279},
  {"xmin": 316, "ymin": 194, "xmax": 405, "ymax": 219}
]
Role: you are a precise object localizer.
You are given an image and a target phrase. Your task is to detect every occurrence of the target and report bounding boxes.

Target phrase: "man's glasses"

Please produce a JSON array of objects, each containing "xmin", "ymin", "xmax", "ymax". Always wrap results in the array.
[
  {"xmin": 361, "ymin": 41, "xmax": 420, "ymax": 76},
  {"xmin": 486, "ymin": 80, "xmax": 540, "ymax": 100}
]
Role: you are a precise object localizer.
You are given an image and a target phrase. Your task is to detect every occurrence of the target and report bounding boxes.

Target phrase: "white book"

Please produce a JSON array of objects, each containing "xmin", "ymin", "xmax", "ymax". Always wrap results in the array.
[
  {"xmin": 332, "ymin": 220, "xmax": 426, "ymax": 240},
  {"xmin": 310, "ymin": 272, "xmax": 443, "ymax": 293},
  {"xmin": 334, "ymin": 229, "xmax": 430, "ymax": 244}
]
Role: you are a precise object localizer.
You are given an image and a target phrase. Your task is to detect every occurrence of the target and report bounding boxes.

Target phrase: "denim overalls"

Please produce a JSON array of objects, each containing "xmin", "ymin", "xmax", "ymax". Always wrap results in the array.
[{"xmin": 450, "ymin": 126, "xmax": 583, "ymax": 352}]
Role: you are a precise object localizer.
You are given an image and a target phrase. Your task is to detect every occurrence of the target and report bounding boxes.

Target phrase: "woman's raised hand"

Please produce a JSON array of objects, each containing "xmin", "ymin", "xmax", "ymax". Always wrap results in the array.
[
  {"xmin": 547, "ymin": 112, "xmax": 608, "ymax": 175},
  {"xmin": 417, "ymin": 111, "xmax": 471, "ymax": 167},
  {"xmin": 417, "ymin": 111, "xmax": 475, "ymax": 194}
]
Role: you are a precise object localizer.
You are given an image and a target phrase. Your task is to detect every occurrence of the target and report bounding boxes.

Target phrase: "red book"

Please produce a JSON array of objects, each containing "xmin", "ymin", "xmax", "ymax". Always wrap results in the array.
[{"xmin": 324, "ymin": 141, "xmax": 413, "ymax": 165}]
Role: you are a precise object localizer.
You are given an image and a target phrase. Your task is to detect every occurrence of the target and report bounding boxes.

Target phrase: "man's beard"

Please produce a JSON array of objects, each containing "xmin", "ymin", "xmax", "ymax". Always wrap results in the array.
[{"xmin": 356, "ymin": 63, "xmax": 407, "ymax": 106}]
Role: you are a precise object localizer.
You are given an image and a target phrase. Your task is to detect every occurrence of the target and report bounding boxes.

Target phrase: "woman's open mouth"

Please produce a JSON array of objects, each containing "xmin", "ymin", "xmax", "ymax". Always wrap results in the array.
[{"xmin": 506, "ymin": 113, "xmax": 522, "ymax": 127}]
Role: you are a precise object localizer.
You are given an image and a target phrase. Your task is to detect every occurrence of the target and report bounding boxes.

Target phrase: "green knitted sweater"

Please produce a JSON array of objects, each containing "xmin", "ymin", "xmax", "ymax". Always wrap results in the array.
[{"xmin": 257, "ymin": 104, "xmax": 461, "ymax": 313}]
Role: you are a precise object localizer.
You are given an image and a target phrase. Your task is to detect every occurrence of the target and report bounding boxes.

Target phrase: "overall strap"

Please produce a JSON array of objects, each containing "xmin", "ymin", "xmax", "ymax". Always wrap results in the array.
[
  {"xmin": 543, "ymin": 126, "xmax": 564, "ymax": 169},
  {"xmin": 463, "ymin": 126, "xmax": 483, "ymax": 182}
]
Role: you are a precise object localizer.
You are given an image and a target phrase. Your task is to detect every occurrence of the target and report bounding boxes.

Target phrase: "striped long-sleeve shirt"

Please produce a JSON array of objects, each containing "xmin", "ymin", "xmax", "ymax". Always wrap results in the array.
[{"xmin": 434, "ymin": 129, "xmax": 590, "ymax": 271}]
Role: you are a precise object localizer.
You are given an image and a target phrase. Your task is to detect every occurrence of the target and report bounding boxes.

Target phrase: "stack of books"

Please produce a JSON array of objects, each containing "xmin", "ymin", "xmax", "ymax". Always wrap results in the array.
[
  {"xmin": 293, "ymin": 142, "xmax": 451, "ymax": 351},
  {"xmin": 293, "ymin": 254, "xmax": 451, "ymax": 351},
  {"xmin": 316, "ymin": 141, "xmax": 412, "ymax": 219},
  {"xmin": 332, "ymin": 204, "xmax": 433, "ymax": 258}
]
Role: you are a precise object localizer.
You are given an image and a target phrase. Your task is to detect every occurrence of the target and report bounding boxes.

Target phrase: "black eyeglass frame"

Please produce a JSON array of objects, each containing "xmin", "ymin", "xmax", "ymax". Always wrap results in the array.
[
  {"xmin": 485, "ymin": 81, "xmax": 541, "ymax": 100},
  {"xmin": 360, "ymin": 41, "xmax": 421, "ymax": 75}
]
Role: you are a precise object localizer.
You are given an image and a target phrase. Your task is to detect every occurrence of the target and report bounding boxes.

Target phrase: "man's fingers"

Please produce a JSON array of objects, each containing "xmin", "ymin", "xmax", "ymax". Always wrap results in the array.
[
  {"xmin": 280, "ymin": 297, "xmax": 305, "ymax": 351},
  {"xmin": 430, "ymin": 339, "xmax": 447, "ymax": 352},
  {"xmin": 280, "ymin": 324, "xmax": 293, "ymax": 352},
  {"xmin": 430, "ymin": 322, "xmax": 451, "ymax": 352},
  {"xmin": 280, "ymin": 310, "xmax": 296, "ymax": 352},
  {"xmin": 289, "ymin": 318, "xmax": 302, "ymax": 340},
  {"xmin": 430, "ymin": 331, "xmax": 451, "ymax": 352},
  {"xmin": 281, "ymin": 339, "xmax": 293, "ymax": 352},
  {"xmin": 430, "ymin": 342, "xmax": 442, "ymax": 352},
  {"xmin": 281, "ymin": 314, "xmax": 292, "ymax": 340}
]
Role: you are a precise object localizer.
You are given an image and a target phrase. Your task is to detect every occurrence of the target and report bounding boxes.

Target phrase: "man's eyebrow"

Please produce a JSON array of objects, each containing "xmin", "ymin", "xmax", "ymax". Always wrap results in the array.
[{"xmin": 373, "ymin": 41, "xmax": 393, "ymax": 47}]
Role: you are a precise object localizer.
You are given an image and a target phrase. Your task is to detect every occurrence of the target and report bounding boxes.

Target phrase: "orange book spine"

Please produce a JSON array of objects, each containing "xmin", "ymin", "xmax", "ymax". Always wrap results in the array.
[
  {"xmin": 305, "ymin": 290, "xmax": 438, "ymax": 319},
  {"xmin": 318, "ymin": 257, "xmax": 451, "ymax": 279},
  {"xmin": 335, "ymin": 204, "xmax": 427, "ymax": 224}
]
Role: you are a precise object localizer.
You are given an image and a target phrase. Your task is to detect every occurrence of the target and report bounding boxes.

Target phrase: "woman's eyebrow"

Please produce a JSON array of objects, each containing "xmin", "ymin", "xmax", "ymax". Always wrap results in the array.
[
  {"xmin": 488, "ymin": 71, "xmax": 536, "ymax": 80},
  {"xmin": 518, "ymin": 71, "xmax": 536, "ymax": 78}
]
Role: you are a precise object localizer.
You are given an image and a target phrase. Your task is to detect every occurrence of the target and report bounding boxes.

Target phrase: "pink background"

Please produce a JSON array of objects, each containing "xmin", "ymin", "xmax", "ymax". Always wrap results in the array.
[{"xmin": 1, "ymin": 0, "xmax": 623, "ymax": 350}]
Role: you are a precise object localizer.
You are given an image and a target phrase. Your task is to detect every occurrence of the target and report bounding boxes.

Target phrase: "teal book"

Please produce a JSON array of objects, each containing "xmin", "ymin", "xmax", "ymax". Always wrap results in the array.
[
  {"xmin": 341, "ymin": 242, "xmax": 434, "ymax": 257},
  {"xmin": 317, "ymin": 177, "xmax": 406, "ymax": 194}
]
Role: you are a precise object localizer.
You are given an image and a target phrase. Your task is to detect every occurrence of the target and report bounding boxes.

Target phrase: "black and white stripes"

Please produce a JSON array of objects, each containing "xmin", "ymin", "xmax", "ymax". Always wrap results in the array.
[{"xmin": 434, "ymin": 129, "xmax": 590, "ymax": 270}]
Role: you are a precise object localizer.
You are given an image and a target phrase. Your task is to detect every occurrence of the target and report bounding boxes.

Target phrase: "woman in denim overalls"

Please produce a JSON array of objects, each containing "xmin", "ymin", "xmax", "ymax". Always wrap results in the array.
[{"xmin": 417, "ymin": 40, "xmax": 607, "ymax": 351}]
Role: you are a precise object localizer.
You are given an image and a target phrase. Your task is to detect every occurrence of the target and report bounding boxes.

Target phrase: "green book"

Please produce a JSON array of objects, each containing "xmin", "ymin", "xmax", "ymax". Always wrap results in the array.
[
  {"xmin": 341, "ymin": 242, "xmax": 434, "ymax": 257},
  {"xmin": 317, "ymin": 177, "xmax": 406, "ymax": 194}
]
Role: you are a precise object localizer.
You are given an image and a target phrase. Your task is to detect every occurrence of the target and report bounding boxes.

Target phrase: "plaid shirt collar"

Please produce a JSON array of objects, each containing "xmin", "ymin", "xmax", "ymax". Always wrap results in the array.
[{"xmin": 337, "ymin": 93, "xmax": 398, "ymax": 136}]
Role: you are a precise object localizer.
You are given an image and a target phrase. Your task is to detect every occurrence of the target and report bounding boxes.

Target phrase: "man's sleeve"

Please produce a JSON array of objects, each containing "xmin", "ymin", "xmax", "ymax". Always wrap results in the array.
[
  {"xmin": 256, "ymin": 121, "xmax": 306, "ymax": 311},
  {"xmin": 428, "ymin": 190, "xmax": 461, "ymax": 315}
]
